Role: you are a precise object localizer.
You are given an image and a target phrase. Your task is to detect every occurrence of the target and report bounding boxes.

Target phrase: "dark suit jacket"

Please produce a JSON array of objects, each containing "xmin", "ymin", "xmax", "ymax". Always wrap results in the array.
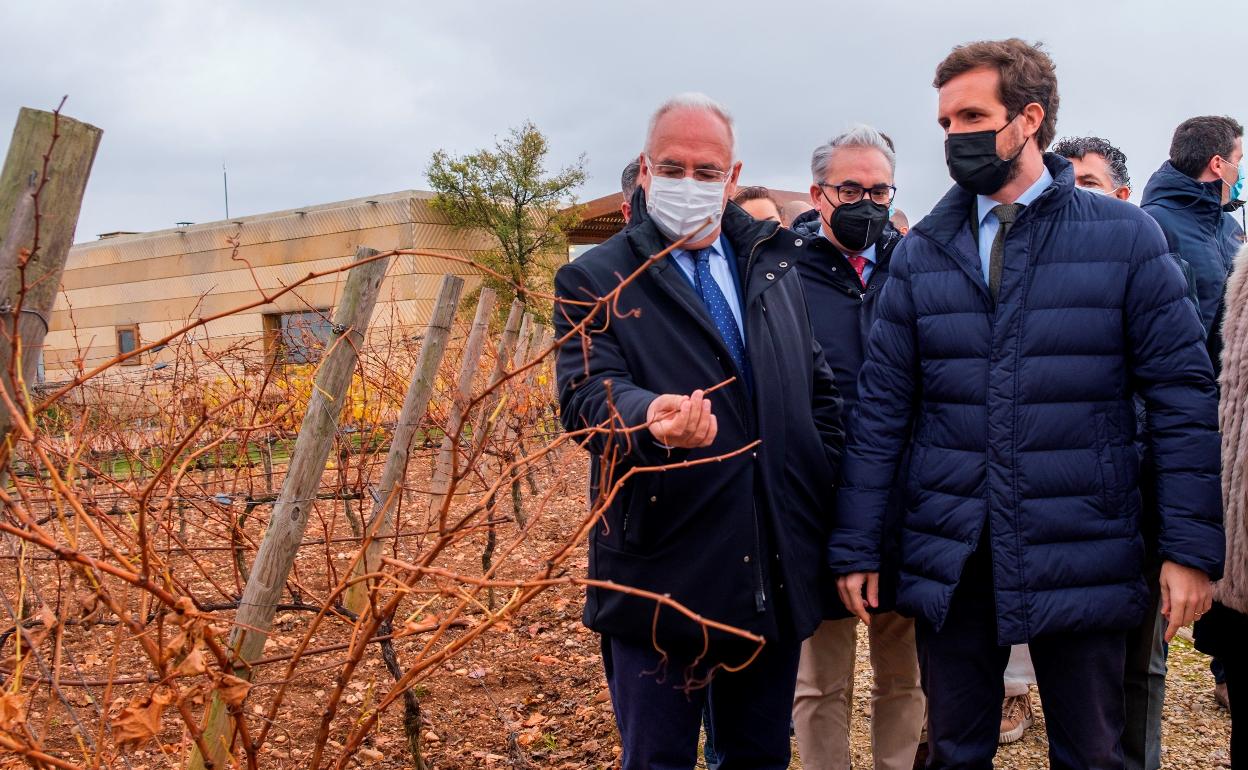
[{"xmin": 554, "ymin": 192, "xmax": 844, "ymax": 649}]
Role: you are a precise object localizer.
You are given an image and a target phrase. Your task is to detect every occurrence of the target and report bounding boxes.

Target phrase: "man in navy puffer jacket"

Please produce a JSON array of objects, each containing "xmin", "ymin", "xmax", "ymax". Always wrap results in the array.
[
  {"xmin": 1141, "ymin": 116, "xmax": 1246, "ymax": 374},
  {"xmin": 830, "ymin": 39, "xmax": 1224, "ymax": 769}
]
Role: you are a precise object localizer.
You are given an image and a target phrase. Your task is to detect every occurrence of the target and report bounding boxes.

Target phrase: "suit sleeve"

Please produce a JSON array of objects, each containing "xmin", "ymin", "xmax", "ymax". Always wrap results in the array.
[
  {"xmin": 553, "ymin": 262, "xmax": 686, "ymax": 467},
  {"xmin": 1124, "ymin": 222, "xmax": 1225, "ymax": 579},
  {"xmin": 827, "ymin": 247, "xmax": 920, "ymax": 575}
]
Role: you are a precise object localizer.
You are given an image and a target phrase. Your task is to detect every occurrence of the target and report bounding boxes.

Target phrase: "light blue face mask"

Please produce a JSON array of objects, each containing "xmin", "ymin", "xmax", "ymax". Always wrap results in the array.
[{"xmin": 1232, "ymin": 162, "xmax": 1246, "ymax": 202}]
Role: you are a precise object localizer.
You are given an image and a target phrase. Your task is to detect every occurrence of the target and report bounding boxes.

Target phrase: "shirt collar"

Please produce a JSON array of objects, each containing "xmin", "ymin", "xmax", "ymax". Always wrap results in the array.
[
  {"xmin": 818, "ymin": 220, "xmax": 877, "ymax": 263},
  {"xmin": 673, "ymin": 234, "xmax": 725, "ymax": 262},
  {"xmin": 976, "ymin": 164, "xmax": 1054, "ymax": 226}
]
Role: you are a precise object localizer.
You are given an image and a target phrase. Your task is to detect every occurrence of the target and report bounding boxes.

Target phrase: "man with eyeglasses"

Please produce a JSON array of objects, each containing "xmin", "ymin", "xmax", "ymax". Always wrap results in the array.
[
  {"xmin": 829, "ymin": 39, "xmax": 1223, "ymax": 767},
  {"xmin": 554, "ymin": 92, "xmax": 845, "ymax": 770},
  {"xmin": 789, "ymin": 124, "xmax": 925, "ymax": 770}
]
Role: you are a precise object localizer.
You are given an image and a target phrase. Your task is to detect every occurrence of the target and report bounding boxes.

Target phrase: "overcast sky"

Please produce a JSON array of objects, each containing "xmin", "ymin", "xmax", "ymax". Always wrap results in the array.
[{"xmin": 3, "ymin": 0, "xmax": 1246, "ymax": 243}]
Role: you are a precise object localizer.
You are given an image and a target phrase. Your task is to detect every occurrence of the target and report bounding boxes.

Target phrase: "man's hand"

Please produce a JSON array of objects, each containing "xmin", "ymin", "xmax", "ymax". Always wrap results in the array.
[
  {"xmin": 646, "ymin": 390, "xmax": 717, "ymax": 449},
  {"xmin": 1159, "ymin": 560, "xmax": 1213, "ymax": 643},
  {"xmin": 836, "ymin": 572, "xmax": 879, "ymax": 625}
]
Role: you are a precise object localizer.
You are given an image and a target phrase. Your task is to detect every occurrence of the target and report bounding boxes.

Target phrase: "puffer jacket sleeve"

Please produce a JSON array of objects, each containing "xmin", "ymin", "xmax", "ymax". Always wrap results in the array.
[
  {"xmin": 554, "ymin": 262, "xmax": 684, "ymax": 467},
  {"xmin": 828, "ymin": 245, "xmax": 920, "ymax": 574},
  {"xmin": 1125, "ymin": 223, "xmax": 1226, "ymax": 579}
]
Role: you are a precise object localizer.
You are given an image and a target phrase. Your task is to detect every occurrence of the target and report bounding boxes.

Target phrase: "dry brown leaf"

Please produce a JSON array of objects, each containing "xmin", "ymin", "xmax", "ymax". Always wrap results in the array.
[
  {"xmin": 113, "ymin": 687, "xmax": 174, "ymax": 748},
  {"xmin": 169, "ymin": 596, "xmax": 200, "ymax": 624},
  {"xmin": 162, "ymin": 627, "xmax": 192, "ymax": 662},
  {"xmin": 0, "ymin": 693, "xmax": 28, "ymax": 731},
  {"xmin": 215, "ymin": 674, "xmax": 252, "ymax": 707},
  {"xmin": 175, "ymin": 646, "xmax": 207, "ymax": 677},
  {"xmin": 516, "ymin": 729, "xmax": 540, "ymax": 747},
  {"xmin": 523, "ymin": 711, "xmax": 546, "ymax": 727}
]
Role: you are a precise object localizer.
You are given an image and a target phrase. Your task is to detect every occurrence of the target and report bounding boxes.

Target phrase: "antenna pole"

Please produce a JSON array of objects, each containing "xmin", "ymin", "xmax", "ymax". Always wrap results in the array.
[{"xmin": 223, "ymin": 162, "xmax": 230, "ymax": 219}]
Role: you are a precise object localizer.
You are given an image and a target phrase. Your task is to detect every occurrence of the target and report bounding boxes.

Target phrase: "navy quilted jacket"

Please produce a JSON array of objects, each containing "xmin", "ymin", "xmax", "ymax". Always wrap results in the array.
[{"xmin": 828, "ymin": 155, "xmax": 1225, "ymax": 644}]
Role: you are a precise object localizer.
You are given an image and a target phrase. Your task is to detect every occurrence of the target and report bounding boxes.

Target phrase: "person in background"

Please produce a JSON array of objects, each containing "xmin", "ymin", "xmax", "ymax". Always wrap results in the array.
[
  {"xmin": 1142, "ymin": 116, "xmax": 1245, "ymax": 370},
  {"xmin": 830, "ymin": 38, "xmax": 1224, "ymax": 768},
  {"xmin": 733, "ymin": 185, "xmax": 783, "ymax": 223},
  {"xmin": 555, "ymin": 92, "xmax": 844, "ymax": 770},
  {"xmin": 1053, "ymin": 135, "xmax": 1132, "ymax": 200},
  {"xmin": 1142, "ymin": 115, "xmax": 1246, "ymax": 719},
  {"xmin": 620, "ymin": 159, "xmax": 641, "ymax": 221},
  {"xmin": 782, "ymin": 199, "xmax": 815, "ymax": 227},
  {"xmin": 1196, "ymin": 242, "xmax": 1248, "ymax": 769},
  {"xmin": 790, "ymin": 125, "xmax": 925, "ymax": 770},
  {"xmin": 1051, "ymin": 134, "xmax": 1169, "ymax": 770},
  {"xmin": 889, "ymin": 208, "xmax": 910, "ymax": 236},
  {"xmin": 999, "ymin": 647, "xmax": 1037, "ymax": 744}
]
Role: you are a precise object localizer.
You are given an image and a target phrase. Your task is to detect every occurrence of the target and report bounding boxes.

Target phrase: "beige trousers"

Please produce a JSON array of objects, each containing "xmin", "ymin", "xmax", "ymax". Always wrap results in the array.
[{"xmin": 792, "ymin": 613, "xmax": 926, "ymax": 770}]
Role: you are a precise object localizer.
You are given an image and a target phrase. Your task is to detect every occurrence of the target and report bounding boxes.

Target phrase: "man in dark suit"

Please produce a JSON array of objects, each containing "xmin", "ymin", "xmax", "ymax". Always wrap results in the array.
[{"xmin": 554, "ymin": 92, "xmax": 844, "ymax": 770}]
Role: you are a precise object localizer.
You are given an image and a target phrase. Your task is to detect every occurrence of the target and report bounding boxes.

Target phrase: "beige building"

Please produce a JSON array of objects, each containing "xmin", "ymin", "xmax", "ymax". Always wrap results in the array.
[
  {"xmin": 47, "ymin": 191, "xmax": 491, "ymax": 381},
  {"xmin": 48, "ymin": 184, "xmax": 805, "ymax": 383}
]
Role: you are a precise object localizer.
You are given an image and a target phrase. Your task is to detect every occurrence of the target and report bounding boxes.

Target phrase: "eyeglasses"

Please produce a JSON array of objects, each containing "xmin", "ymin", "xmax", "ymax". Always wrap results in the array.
[
  {"xmin": 645, "ymin": 155, "xmax": 732, "ymax": 184},
  {"xmin": 819, "ymin": 182, "xmax": 897, "ymax": 205}
]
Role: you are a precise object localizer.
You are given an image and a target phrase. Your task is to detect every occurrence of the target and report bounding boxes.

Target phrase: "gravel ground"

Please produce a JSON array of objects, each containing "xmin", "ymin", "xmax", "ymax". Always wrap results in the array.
[{"xmin": 695, "ymin": 624, "xmax": 1233, "ymax": 769}]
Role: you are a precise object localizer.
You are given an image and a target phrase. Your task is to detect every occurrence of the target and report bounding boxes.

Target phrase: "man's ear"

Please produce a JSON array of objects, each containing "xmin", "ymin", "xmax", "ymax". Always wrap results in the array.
[
  {"xmin": 1114, "ymin": 186, "xmax": 1132, "ymax": 202},
  {"xmin": 809, "ymin": 184, "xmax": 823, "ymax": 209},
  {"xmin": 1021, "ymin": 101, "xmax": 1046, "ymax": 143},
  {"xmin": 1207, "ymin": 153, "xmax": 1230, "ymax": 182},
  {"xmin": 725, "ymin": 161, "xmax": 743, "ymax": 201}
]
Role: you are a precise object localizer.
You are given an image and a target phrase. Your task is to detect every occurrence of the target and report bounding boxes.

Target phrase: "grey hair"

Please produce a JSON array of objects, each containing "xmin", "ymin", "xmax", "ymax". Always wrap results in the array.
[
  {"xmin": 644, "ymin": 92, "xmax": 735, "ymax": 155},
  {"xmin": 810, "ymin": 124, "xmax": 897, "ymax": 183}
]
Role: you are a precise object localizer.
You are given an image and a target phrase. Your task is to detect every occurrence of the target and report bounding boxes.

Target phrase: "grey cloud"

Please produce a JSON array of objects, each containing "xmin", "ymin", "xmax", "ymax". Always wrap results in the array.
[{"xmin": 1, "ymin": 0, "xmax": 1244, "ymax": 241}]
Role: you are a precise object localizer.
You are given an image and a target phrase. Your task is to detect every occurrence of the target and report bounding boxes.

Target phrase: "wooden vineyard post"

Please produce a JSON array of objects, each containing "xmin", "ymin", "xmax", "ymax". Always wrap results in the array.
[
  {"xmin": 428, "ymin": 288, "xmax": 495, "ymax": 534},
  {"xmin": 0, "ymin": 106, "xmax": 103, "ymax": 449},
  {"xmin": 467, "ymin": 300, "xmax": 525, "ymax": 608},
  {"xmin": 188, "ymin": 246, "xmax": 390, "ymax": 770},
  {"xmin": 342, "ymin": 273, "xmax": 465, "ymax": 614},
  {"xmin": 467, "ymin": 298, "xmax": 525, "ymax": 451}
]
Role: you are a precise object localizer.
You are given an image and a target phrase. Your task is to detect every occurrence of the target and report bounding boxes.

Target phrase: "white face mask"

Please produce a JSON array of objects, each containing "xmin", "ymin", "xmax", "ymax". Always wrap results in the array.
[{"xmin": 645, "ymin": 170, "xmax": 727, "ymax": 243}]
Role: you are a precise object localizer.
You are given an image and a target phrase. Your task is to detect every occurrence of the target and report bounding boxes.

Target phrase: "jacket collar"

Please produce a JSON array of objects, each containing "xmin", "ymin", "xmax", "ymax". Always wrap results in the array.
[
  {"xmin": 1141, "ymin": 160, "xmax": 1227, "ymax": 225},
  {"xmin": 913, "ymin": 153, "xmax": 1075, "ymax": 248}
]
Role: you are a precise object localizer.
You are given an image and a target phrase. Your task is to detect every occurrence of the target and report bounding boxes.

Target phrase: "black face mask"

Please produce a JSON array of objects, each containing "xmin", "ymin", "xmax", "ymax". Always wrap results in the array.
[
  {"xmin": 822, "ymin": 196, "xmax": 890, "ymax": 252},
  {"xmin": 944, "ymin": 115, "xmax": 1029, "ymax": 195}
]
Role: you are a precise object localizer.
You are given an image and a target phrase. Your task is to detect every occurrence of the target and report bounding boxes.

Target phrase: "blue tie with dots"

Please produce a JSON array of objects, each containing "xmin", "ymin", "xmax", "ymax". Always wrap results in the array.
[{"xmin": 693, "ymin": 248, "xmax": 751, "ymax": 391}]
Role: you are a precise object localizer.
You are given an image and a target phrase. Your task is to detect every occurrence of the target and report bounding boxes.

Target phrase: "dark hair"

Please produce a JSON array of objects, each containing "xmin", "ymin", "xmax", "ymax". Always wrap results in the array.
[
  {"xmin": 934, "ymin": 38, "xmax": 1060, "ymax": 150},
  {"xmin": 1169, "ymin": 116, "xmax": 1244, "ymax": 179},
  {"xmin": 732, "ymin": 186, "xmax": 782, "ymax": 216},
  {"xmin": 621, "ymin": 159, "xmax": 641, "ymax": 199},
  {"xmin": 1052, "ymin": 136, "xmax": 1131, "ymax": 189}
]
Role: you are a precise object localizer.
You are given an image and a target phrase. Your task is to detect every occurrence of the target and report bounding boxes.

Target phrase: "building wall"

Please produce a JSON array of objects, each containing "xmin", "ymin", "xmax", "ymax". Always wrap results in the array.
[{"xmin": 47, "ymin": 191, "xmax": 487, "ymax": 377}]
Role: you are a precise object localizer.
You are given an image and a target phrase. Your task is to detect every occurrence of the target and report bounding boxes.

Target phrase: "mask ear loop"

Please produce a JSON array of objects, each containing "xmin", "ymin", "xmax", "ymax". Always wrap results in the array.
[{"xmin": 818, "ymin": 186, "xmax": 840, "ymax": 232}]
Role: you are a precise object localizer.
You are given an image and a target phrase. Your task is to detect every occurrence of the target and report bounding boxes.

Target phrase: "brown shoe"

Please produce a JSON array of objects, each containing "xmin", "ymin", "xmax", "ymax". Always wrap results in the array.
[
  {"xmin": 999, "ymin": 694, "xmax": 1034, "ymax": 745},
  {"xmin": 1215, "ymin": 682, "xmax": 1231, "ymax": 712}
]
